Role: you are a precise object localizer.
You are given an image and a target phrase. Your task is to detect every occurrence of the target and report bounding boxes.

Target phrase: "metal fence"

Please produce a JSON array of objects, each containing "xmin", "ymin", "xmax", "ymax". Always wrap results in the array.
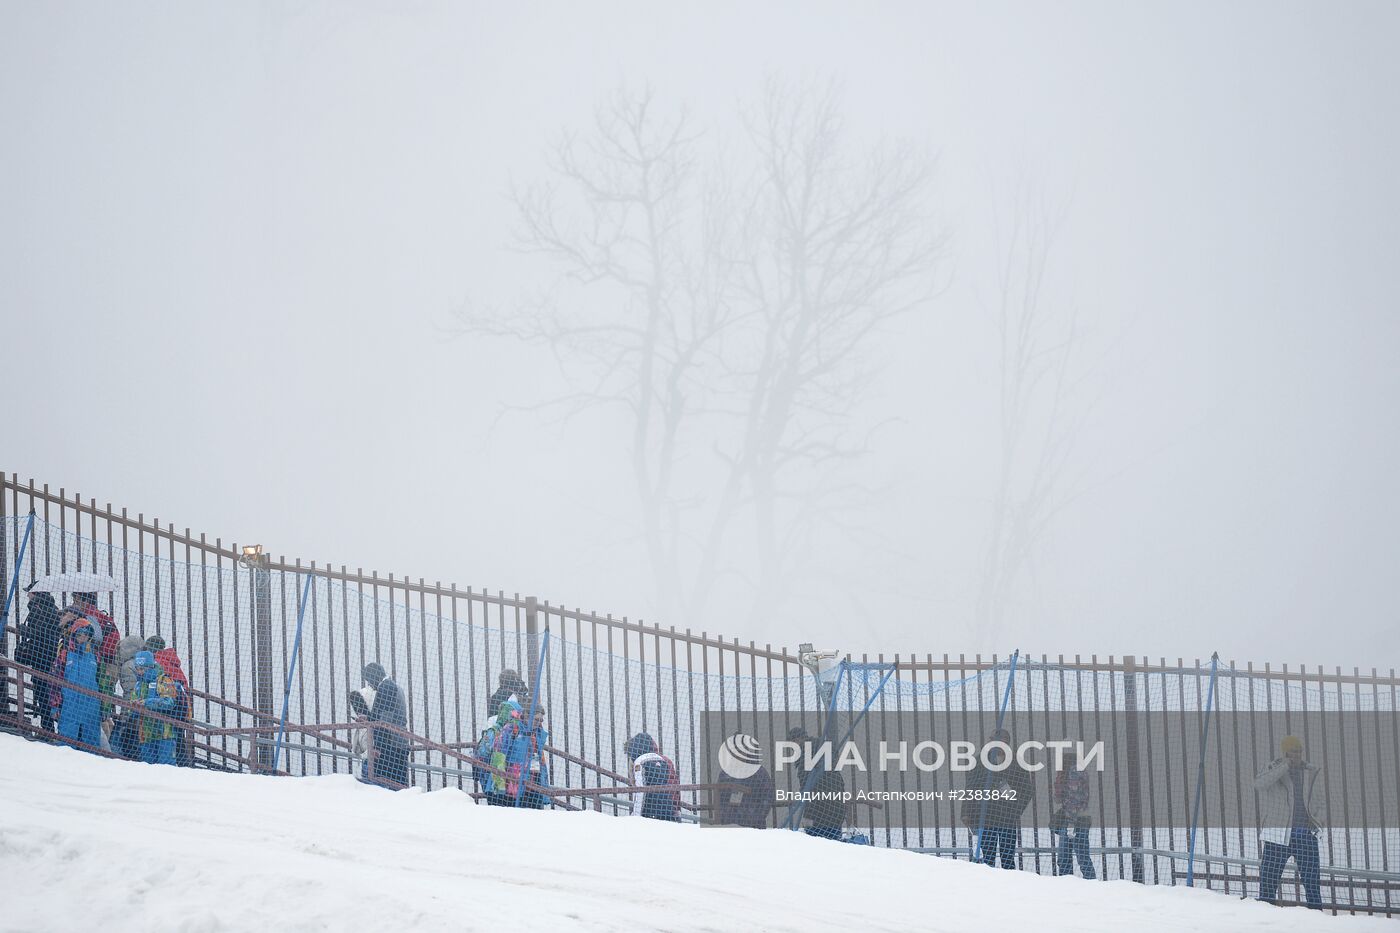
[{"xmin": 1, "ymin": 473, "xmax": 1396, "ymax": 916}]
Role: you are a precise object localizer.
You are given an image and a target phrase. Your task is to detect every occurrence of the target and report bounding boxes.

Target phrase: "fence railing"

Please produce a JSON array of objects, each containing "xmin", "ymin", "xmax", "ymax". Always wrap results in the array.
[{"xmin": 1, "ymin": 472, "xmax": 1396, "ymax": 916}]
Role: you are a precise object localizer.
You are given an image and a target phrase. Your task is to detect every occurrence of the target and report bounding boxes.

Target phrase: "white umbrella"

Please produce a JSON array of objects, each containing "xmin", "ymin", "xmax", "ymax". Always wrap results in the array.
[{"xmin": 27, "ymin": 571, "xmax": 120, "ymax": 593}]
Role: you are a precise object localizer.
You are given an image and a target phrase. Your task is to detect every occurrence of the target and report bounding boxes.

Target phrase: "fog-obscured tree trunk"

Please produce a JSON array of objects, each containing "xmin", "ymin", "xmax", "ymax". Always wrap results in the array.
[{"xmin": 974, "ymin": 185, "xmax": 1085, "ymax": 648}]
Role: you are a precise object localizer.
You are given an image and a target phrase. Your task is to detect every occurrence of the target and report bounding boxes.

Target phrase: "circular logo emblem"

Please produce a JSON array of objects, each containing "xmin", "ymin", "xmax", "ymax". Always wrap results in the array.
[{"xmin": 717, "ymin": 733, "xmax": 763, "ymax": 779}]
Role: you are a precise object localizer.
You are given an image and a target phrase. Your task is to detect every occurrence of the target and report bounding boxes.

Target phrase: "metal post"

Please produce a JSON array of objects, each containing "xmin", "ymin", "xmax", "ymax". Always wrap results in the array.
[
  {"xmin": 251, "ymin": 553, "xmax": 274, "ymax": 772},
  {"xmin": 514, "ymin": 629, "xmax": 550, "ymax": 807},
  {"xmin": 975, "ymin": 650, "xmax": 1020, "ymax": 863},
  {"xmin": 1124, "ymin": 655, "xmax": 1146, "ymax": 883},
  {"xmin": 525, "ymin": 596, "xmax": 540, "ymax": 678},
  {"xmin": 1186, "ymin": 652, "xmax": 1220, "ymax": 886}
]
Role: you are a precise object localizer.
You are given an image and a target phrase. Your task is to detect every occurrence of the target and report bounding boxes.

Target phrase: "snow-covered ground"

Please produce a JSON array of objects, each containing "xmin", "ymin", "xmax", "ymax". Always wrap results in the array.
[{"xmin": 0, "ymin": 734, "xmax": 1384, "ymax": 932}]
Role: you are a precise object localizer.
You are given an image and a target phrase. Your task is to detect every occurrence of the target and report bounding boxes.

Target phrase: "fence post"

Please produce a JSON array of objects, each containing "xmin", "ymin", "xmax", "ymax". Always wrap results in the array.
[
  {"xmin": 251, "ymin": 552, "xmax": 274, "ymax": 773},
  {"xmin": 515, "ymin": 629, "xmax": 550, "ymax": 807},
  {"xmin": 974, "ymin": 649, "xmax": 1020, "ymax": 863},
  {"xmin": 1124, "ymin": 655, "xmax": 1146, "ymax": 883},
  {"xmin": 525, "ymin": 596, "xmax": 540, "ymax": 677},
  {"xmin": 1, "ymin": 508, "xmax": 33, "ymax": 720},
  {"xmin": 1186, "ymin": 652, "xmax": 1220, "ymax": 887}
]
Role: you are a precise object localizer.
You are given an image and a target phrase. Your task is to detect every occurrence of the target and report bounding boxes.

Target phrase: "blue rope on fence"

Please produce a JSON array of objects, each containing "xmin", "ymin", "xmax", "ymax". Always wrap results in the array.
[
  {"xmin": 1186, "ymin": 651, "xmax": 1220, "ymax": 886},
  {"xmin": 271, "ymin": 572, "xmax": 316, "ymax": 774},
  {"xmin": 514, "ymin": 630, "xmax": 551, "ymax": 807},
  {"xmin": 0, "ymin": 510, "xmax": 35, "ymax": 630}
]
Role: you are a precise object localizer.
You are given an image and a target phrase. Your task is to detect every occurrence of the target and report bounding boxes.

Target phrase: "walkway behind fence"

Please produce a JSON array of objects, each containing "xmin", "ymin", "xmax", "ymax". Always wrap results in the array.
[{"xmin": 1, "ymin": 474, "xmax": 1396, "ymax": 916}]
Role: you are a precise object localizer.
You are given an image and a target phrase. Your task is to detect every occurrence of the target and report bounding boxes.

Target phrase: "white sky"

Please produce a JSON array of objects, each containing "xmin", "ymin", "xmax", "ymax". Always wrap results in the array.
[{"xmin": 3, "ymin": 1, "xmax": 1397, "ymax": 667}]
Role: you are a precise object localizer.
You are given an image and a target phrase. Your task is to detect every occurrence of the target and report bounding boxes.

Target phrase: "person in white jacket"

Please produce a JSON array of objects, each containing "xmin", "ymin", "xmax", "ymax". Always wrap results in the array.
[
  {"xmin": 1253, "ymin": 735, "xmax": 1322, "ymax": 908},
  {"xmin": 348, "ymin": 684, "xmax": 377, "ymax": 778}
]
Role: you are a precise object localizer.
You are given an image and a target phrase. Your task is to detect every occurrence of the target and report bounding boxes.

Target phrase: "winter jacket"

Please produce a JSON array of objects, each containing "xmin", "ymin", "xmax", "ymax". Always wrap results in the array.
[
  {"xmin": 1254, "ymin": 757, "xmax": 1321, "ymax": 845},
  {"xmin": 117, "ymin": 636, "xmax": 146, "ymax": 696},
  {"xmin": 54, "ymin": 621, "xmax": 103, "ymax": 744},
  {"xmin": 487, "ymin": 678, "xmax": 528, "ymax": 718},
  {"xmin": 799, "ymin": 768, "xmax": 846, "ymax": 831},
  {"xmin": 130, "ymin": 664, "xmax": 184, "ymax": 744},
  {"xmin": 368, "ymin": 676, "xmax": 408, "ymax": 753},
  {"xmin": 16, "ymin": 594, "xmax": 62, "ymax": 673},
  {"xmin": 1053, "ymin": 770, "xmax": 1090, "ymax": 817},
  {"xmin": 626, "ymin": 733, "xmax": 681, "ymax": 822},
  {"xmin": 479, "ymin": 700, "xmax": 548, "ymax": 798},
  {"xmin": 716, "ymin": 766, "xmax": 776, "ymax": 829},
  {"xmin": 962, "ymin": 754, "xmax": 1034, "ymax": 830},
  {"xmin": 350, "ymin": 686, "xmax": 378, "ymax": 761},
  {"xmin": 70, "ymin": 605, "xmax": 119, "ymax": 663},
  {"xmin": 152, "ymin": 648, "xmax": 190, "ymax": 717}
]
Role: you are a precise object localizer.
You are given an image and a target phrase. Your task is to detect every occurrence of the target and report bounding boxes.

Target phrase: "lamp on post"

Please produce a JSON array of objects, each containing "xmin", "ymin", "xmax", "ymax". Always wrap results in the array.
[
  {"xmin": 239, "ymin": 543, "xmax": 274, "ymax": 772},
  {"xmin": 798, "ymin": 642, "xmax": 842, "ymax": 732}
]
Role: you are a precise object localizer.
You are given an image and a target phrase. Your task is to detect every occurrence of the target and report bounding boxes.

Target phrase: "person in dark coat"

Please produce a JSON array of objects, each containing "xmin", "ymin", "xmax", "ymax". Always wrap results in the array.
[
  {"xmin": 788, "ymin": 727, "xmax": 846, "ymax": 840},
  {"xmin": 15, "ymin": 589, "xmax": 63, "ymax": 732},
  {"xmin": 362, "ymin": 662, "xmax": 410, "ymax": 787},
  {"xmin": 487, "ymin": 669, "xmax": 528, "ymax": 719},
  {"xmin": 715, "ymin": 760, "xmax": 776, "ymax": 829},
  {"xmin": 961, "ymin": 728, "xmax": 1033, "ymax": 869}
]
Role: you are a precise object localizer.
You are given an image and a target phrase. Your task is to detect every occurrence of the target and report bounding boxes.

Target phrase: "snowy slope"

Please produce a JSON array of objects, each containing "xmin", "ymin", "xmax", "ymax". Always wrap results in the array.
[{"xmin": 0, "ymin": 735, "xmax": 1384, "ymax": 932}]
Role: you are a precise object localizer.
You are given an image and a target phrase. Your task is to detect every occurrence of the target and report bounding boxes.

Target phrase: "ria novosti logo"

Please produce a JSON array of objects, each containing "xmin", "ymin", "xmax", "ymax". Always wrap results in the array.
[{"xmin": 716, "ymin": 733, "xmax": 764, "ymax": 779}]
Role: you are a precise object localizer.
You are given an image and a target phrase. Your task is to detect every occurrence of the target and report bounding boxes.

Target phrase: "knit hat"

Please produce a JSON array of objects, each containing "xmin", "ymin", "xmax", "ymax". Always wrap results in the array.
[
  {"xmin": 145, "ymin": 634, "xmax": 167, "ymax": 652},
  {"xmin": 134, "ymin": 650, "xmax": 156, "ymax": 669},
  {"xmin": 625, "ymin": 732, "xmax": 657, "ymax": 760},
  {"xmin": 1280, "ymin": 735, "xmax": 1303, "ymax": 755}
]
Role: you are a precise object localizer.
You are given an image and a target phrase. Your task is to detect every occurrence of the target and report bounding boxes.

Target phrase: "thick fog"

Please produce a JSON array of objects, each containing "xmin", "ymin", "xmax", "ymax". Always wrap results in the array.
[{"xmin": 3, "ymin": 2, "xmax": 1397, "ymax": 668}]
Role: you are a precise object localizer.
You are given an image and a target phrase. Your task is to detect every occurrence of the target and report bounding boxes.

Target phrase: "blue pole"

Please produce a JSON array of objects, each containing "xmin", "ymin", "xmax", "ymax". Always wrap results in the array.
[
  {"xmin": 1186, "ymin": 652, "xmax": 1220, "ymax": 887},
  {"xmin": 784, "ymin": 659, "xmax": 849, "ymax": 830},
  {"xmin": 271, "ymin": 572, "xmax": 315, "ymax": 774},
  {"xmin": 1, "ymin": 511, "xmax": 35, "ymax": 630},
  {"xmin": 515, "ymin": 630, "xmax": 550, "ymax": 807},
  {"xmin": 974, "ymin": 649, "xmax": 1020, "ymax": 863}
]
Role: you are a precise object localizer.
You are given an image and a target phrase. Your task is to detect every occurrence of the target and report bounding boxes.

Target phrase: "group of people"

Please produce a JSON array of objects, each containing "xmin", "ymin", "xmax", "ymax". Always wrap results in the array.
[
  {"xmin": 955, "ymin": 728, "xmax": 1324, "ymax": 909},
  {"xmin": 12, "ymin": 603, "xmax": 1328, "ymax": 908},
  {"xmin": 14, "ymin": 587, "xmax": 190, "ymax": 765},
  {"xmin": 468, "ymin": 669, "xmax": 685, "ymax": 820},
  {"xmin": 954, "ymin": 728, "xmax": 1094, "ymax": 878}
]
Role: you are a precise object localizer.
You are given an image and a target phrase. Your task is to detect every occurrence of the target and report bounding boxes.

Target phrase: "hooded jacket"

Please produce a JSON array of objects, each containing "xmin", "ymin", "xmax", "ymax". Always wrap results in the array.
[
  {"xmin": 626, "ymin": 733, "xmax": 681, "ymax": 821},
  {"xmin": 16, "ymin": 593, "xmax": 62, "ymax": 672},
  {"xmin": 1254, "ymin": 757, "xmax": 1321, "ymax": 846},
  {"xmin": 53, "ymin": 620, "xmax": 103, "ymax": 727},
  {"xmin": 153, "ymin": 648, "xmax": 189, "ymax": 714},
  {"xmin": 131, "ymin": 664, "xmax": 183, "ymax": 743},
  {"xmin": 117, "ymin": 635, "xmax": 146, "ymax": 696}
]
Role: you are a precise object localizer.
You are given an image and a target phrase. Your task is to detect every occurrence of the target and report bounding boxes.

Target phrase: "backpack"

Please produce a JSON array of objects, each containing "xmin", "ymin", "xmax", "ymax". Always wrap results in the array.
[{"xmin": 153, "ymin": 649, "xmax": 190, "ymax": 720}]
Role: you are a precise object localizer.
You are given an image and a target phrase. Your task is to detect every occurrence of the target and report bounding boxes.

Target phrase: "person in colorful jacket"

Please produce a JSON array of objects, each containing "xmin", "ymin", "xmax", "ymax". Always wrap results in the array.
[
  {"xmin": 478, "ymin": 698, "xmax": 548, "ymax": 806},
  {"xmin": 1051, "ymin": 763, "xmax": 1096, "ymax": 878},
  {"xmin": 52, "ymin": 618, "xmax": 104, "ymax": 748},
  {"xmin": 128, "ymin": 650, "xmax": 185, "ymax": 765},
  {"xmin": 519, "ymin": 705, "xmax": 552, "ymax": 809},
  {"xmin": 625, "ymin": 732, "xmax": 681, "ymax": 822}
]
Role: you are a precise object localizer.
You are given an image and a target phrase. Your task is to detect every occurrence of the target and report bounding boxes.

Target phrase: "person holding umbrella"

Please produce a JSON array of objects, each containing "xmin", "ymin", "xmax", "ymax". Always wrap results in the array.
[{"xmin": 15, "ymin": 586, "xmax": 63, "ymax": 732}]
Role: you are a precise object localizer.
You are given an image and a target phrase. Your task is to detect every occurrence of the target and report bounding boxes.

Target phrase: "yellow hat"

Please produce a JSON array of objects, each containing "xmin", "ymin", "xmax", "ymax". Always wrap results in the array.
[{"xmin": 1280, "ymin": 735, "xmax": 1303, "ymax": 755}]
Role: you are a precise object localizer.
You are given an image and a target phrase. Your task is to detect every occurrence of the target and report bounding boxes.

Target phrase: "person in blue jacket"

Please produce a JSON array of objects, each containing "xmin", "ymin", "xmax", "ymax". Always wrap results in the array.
[
  {"xmin": 53, "ymin": 618, "xmax": 103, "ymax": 749},
  {"xmin": 128, "ymin": 650, "xmax": 184, "ymax": 765}
]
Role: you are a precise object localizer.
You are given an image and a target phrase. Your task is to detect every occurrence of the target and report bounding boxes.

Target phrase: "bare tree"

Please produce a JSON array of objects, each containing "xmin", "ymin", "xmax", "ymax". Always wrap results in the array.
[
  {"xmin": 460, "ymin": 81, "xmax": 942, "ymax": 630},
  {"xmin": 973, "ymin": 183, "xmax": 1090, "ymax": 648}
]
